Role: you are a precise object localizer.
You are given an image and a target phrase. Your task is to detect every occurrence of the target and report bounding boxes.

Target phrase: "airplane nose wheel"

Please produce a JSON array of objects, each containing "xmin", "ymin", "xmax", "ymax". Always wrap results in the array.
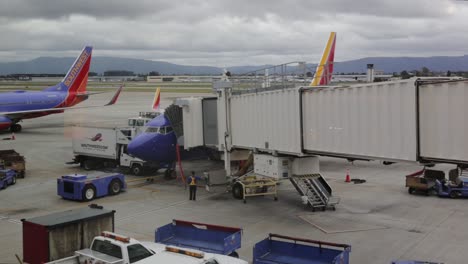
[{"xmin": 10, "ymin": 124, "xmax": 22, "ymax": 133}]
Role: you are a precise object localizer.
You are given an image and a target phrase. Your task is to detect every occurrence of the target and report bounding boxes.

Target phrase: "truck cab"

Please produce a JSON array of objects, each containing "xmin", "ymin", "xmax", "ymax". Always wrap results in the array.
[{"xmin": 89, "ymin": 232, "xmax": 154, "ymax": 263}]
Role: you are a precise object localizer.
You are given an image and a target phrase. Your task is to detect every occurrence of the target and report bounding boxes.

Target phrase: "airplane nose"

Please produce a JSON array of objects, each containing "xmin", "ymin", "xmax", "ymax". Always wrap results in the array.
[
  {"xmin": 127, "ymin": 134, "xmax": 154, "ymax": 160},
  {"xmin": 127, "ymin": 133, "xmax": 177, "ymax": 162}
]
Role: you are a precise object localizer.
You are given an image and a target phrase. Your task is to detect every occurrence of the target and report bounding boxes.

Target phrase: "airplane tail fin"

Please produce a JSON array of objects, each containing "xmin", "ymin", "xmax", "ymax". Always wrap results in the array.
[
  {"xmin": 310, "ymin": 32, "xmax": 336, "ymax": 86},
  {"xmin": 152, "ymin": 87, "xmax": 161, "ymax": 111},
  {"xmin": 44, "ymin": 46, "xmax": 92, "ymax": 95}
]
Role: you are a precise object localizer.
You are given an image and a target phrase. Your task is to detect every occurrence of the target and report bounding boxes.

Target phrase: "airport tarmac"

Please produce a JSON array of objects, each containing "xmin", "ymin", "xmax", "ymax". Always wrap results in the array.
[{"xmin": 0, "ymin": 91, "xmax": 467, "ymax": 263}]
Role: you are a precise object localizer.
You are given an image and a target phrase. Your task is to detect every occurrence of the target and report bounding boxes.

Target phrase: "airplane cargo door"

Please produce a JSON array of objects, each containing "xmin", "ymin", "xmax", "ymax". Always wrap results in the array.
[{"xmin": 202, "ymin": 98, "xmax": 218, "ymax": 146}]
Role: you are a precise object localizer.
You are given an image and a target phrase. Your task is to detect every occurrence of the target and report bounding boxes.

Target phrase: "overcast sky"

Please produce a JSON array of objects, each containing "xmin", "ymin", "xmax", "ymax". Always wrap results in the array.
[{"xmin": 0, "ymin": 0, "xmax": 467, "ymax": 66}]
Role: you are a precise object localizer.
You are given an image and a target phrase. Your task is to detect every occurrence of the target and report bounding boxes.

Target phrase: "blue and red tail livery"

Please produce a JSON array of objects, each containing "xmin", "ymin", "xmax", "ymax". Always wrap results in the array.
[{"xmin": 0, "ymin": 46, "xmax": 122, "ymax": 132}]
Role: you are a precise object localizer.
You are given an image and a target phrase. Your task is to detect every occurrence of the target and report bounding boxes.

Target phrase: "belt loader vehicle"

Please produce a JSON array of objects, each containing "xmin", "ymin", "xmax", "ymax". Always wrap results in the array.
[
  {"xmin": 45, "ymin": 231, "xmax": 248, "ymax": 264},
  {"xmin": 70, "ymin": 126, "xmax": 158, "ymax": 175}
]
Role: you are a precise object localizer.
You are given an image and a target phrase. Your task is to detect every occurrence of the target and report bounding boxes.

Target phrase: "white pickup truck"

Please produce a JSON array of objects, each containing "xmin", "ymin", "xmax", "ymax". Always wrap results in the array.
[{"xmin": 46, "ymin": 231, "xmax": 247, "ymax": 264}]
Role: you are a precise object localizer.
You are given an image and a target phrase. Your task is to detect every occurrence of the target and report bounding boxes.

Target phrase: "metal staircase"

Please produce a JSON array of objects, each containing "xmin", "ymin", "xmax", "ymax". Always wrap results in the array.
[{"xmin": 290, "ymin": 174, "xmax": 340, "ymax": 211}]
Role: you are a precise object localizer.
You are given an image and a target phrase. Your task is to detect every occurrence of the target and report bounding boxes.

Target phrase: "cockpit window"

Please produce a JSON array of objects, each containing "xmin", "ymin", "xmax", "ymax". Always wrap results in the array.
[
  {"xmin": 145, "ymin": 127, "xmax": 160, "ymax": 133},
  {"xmin": 145, "ymin": 126, "xmax": 173, "ymax": 134}
]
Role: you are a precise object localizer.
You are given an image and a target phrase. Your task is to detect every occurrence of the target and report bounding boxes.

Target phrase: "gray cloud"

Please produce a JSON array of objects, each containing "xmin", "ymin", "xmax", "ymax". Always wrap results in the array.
[{"xmin": 0, "ymin": 0, "xmax": 466, "ymax": 66}]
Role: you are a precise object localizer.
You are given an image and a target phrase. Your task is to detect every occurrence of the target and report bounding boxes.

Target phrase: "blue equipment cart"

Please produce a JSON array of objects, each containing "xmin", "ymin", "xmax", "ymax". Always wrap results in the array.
[
  {"xmin": 57, "ymin": 173, "xmax": 126, "ymax": 201},
  {"xmin": 0, "ymin": 169, "xmax": 17, "ymax": 189},
  {"xmin": 155, "ymin": 219, "xmax": 243, "ymax": 257},
  {"xmin": 253, "ymin": 233, "xmax": 351, "ymax": 264}
]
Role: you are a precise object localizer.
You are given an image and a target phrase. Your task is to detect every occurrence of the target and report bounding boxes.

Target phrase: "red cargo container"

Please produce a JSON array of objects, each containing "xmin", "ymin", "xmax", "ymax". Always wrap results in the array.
[{"xmin": 22, "ymin": 205, "xmax": 115, "ymax": 264}]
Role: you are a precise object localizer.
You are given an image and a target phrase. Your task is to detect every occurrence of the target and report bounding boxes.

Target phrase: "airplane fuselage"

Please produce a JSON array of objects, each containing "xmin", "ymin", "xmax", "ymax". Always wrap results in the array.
[
  {"xmin": 0, "ymin": 90, "xmax": 66, "ymax": 113},
  {"xmin": 0, "ymin": 88, "xmax": 87, "ymax": 131}
]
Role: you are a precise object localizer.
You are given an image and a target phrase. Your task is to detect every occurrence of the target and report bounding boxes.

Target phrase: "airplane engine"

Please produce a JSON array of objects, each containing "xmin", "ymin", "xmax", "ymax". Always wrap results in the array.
[{"xmin": 0, "ymin": 116, "xmax": 12, "ymax": 131}]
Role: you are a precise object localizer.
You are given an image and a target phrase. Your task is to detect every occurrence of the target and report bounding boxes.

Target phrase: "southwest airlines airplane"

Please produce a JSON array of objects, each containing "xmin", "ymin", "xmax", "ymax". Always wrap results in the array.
[
  {"xmin": 127, "ymin": 32, "xmax": 338, "ymax": 163},
  {"xmin": 0, "ymin": 46, "xmax": 123, "ymax": 132}
]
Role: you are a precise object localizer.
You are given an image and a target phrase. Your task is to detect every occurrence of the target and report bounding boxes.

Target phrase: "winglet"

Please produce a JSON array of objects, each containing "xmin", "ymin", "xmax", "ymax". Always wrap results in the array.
[
  {"xmin": 152, "ymin": 87, "xmax": 161, "ymax": 111},
  {"xmin": 310, "ymin": 32, "xmax": 336, "ymax": 86},
  {"xmin": 105, "ymin": 85, "xmax": 124, "ymax": 106}
]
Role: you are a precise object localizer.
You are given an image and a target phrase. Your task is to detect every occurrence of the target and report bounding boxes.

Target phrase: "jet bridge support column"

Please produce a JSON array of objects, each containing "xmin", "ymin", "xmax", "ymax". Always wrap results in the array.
[{"xmin": 214, "ymin": 81, "xmax": 233, "ymax": 179}]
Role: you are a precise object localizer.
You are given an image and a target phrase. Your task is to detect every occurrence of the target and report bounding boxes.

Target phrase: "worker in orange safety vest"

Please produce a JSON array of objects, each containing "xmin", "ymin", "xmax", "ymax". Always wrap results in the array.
[{"xmin": 188, "ymin": 171, "xmax": 202, "ymax": 201}]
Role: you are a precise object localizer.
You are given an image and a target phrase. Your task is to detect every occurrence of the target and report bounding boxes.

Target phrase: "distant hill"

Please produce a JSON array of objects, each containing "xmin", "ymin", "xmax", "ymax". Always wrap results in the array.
[
  {"xmin": 0, "ymin": 55, "xmax": 467, "ymax": 75},
  {"xmin": 334, "ymin": 55, "xmax": 468, "ymax": 73}
]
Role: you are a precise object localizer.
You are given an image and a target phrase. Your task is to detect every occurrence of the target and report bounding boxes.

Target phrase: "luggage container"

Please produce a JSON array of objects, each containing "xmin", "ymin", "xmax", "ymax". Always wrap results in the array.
[
  {"xmin": 155, "ymin": 219, "xmax": 243, "ymax": 257},
  {"xmin": 406, "ymin": 169, "xmax": 446, "ymax": 195},
  {"xmin": 0, "ymin": 149, "xmax": 26, "ymax": 178},
  {"xmin": 22, "ymin": 205, "xmax": 115, "ymax": 264},
  {"xmin": 253, "ymin": 234, "xmax": 351, "ymax": 264}
]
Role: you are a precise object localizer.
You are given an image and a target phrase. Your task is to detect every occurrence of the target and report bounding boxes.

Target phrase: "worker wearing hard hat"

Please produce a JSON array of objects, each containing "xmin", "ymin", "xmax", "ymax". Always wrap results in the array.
[{"xmin": 188, "ymin": 171, "xmax": 202, "ymax": 201}]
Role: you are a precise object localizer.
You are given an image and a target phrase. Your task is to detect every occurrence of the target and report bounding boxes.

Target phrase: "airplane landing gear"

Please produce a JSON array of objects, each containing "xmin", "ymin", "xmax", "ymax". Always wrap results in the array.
[{"xmin": 10, "ymin": 124, "xmax": 22, "ymax": 133}]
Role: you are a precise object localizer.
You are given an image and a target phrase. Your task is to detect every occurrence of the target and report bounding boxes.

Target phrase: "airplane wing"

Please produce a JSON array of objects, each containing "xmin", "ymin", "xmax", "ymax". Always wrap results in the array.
[{"xmin": 0, "ymin": 85, "xmax": 123, "ymax": 116}]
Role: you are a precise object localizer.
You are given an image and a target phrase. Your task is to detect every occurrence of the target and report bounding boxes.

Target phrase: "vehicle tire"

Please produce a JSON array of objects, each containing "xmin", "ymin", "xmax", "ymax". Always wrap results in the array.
[
  {"xmin": 228, "ymin": 251, "xmax": 239, "ymax": 258},
  {"xmin": 274, "ymin": 196, "xmax": 278, "ymax": 201},
  {"xmin": 10, "ymin": 176, "xmax": 16, "ymax": 185},
  {"xmin": 82, "ymin": 184, "xmax": 96, "ymax": 201},
  {"xmin": 20, "ymin": 171, "xmax": 25, "ymax": 178},
  {"xmin": 449, "ymin": 191, "xmax": 460, "ymax": 199},
  {"xmin": 10, "ymin": 124, "xmax": 22, "ymax": 133},
  {"xmin": 83, "ymin": 159, "xmax": 94, "ymax": 171},
  {"xmin": 131, "ymin": 164, "xmax": 143, "ymax": 176},
  {"xmin": 232, "ymin": 183, "xmax": 244, "ymax": 200},
  {"xmin": 109, "ymin": 179, "xmax": 122, "ymax": 195},
  {"xmin": 2, "ymin": 181, "xmax": 7, "ymax": 189},
  {"xmin": 408, "ymin": 187, "xmax": 415, "ymax": 194},
  {"xmin": 164, "ymin": 169, "xmax": 172, "ymax": 180}
]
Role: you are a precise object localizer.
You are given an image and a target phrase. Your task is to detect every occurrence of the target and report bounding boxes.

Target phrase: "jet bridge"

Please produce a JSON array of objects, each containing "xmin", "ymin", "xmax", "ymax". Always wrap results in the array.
[{"xmin": 211, "ymin": 77, "xmax": 468, "ymax": 165}]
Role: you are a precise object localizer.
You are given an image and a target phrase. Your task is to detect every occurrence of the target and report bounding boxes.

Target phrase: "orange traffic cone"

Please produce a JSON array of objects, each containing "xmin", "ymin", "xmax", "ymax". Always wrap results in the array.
[
  {"xmin": 345, "ymin": 169, "xmax": 351, "ymax": 183},
  {"xmin": 11, "ymin": 133, "xmax": 15, "ymax": 140}
]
